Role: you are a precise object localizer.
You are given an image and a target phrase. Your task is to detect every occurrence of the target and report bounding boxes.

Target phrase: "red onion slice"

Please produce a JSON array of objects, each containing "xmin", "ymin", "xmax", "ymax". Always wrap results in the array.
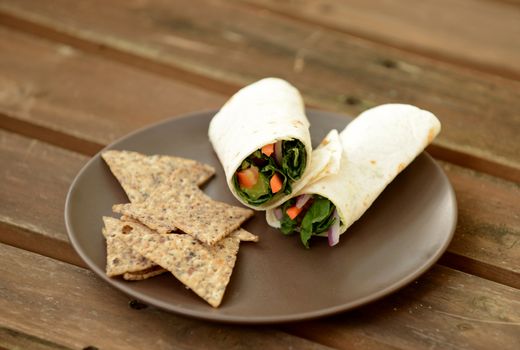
[
  {"xmin": 327, "ymin": 210, "xmax": 341, "ymax": 246},
  {"xmin": 295, "ymin": 194, "xmax": 311, "ymax": 209},
  {"xmin": 274, "ymin": 141, "xmax": 283, "ymax": 165},
  {"xmin": 274, "ymin": 208, "xmax": 283, "ymax": 220}
]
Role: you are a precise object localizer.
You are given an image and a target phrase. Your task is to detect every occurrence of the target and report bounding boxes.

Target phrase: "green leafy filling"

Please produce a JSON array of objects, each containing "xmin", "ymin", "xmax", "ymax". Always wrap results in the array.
[
  {"xmin": 279, "ymin": 196, "xmax": 338, "ymax": 248},
  {"xmin": 233, "ymin": 140, "xmax": 306, "ymax": 205},
  {"xmin": 281, "ymin": 139, "xmax": 307, "ymax": 181}
]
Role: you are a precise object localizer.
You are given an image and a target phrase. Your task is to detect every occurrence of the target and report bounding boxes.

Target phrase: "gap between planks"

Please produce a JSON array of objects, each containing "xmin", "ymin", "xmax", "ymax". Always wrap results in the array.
[
  {"xmin": 239, "ymin": 1, "xmax": 520, "ymax": 82},
  {"xmin": 0, "ymin": 326, "xmax": 73, "ymax": 350}
]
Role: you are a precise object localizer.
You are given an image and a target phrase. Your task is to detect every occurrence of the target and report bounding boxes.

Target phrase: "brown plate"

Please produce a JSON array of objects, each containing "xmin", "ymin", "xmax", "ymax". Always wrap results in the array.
[{"xmin": 65, "ymin": 109, "xmax": 457, "ymax": 324}]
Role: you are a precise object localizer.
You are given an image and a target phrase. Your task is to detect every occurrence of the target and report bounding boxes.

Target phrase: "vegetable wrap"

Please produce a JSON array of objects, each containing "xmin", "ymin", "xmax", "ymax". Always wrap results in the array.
[
  {"xmin": 266, "ymin": 104, "xmax": 441, "ymax": 247},
  {"xmin": 209, "ymin": 78, "xmax": 332, "ymax": 210}
]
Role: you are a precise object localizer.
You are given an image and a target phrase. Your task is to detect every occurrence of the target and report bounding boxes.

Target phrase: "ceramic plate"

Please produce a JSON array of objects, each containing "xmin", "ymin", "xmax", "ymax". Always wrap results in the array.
[{"xmin": 65, "ymin": 109, "xmax": 457, "ymax": 324}]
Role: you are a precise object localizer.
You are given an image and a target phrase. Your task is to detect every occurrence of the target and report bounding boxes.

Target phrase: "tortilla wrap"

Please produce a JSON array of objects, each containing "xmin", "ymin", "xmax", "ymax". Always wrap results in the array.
[
  {"xmin": 266, "ymin": 104, "xmax": 441, "ymax": 236},
  {"xmin": 208, "ymin": 77, "xmax": 315, "ymax": 210}
]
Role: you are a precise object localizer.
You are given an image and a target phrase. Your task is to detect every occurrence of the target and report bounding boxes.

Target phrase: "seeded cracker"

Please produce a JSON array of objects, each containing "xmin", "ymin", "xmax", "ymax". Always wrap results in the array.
[
  {"xmin": 113, "ymin": 168, "xmax": 254, "ymax": 245},
  {"xmin": 123, "ymin": 265, "xmax": 167, "ymax": 281},
  {"xmin": 231, "ymin": 228, "xmax": 259, "ymax": 242},
  {"xmin": 102, "ymin": 216, "xmax": 165, "ymax": 278},
  {"xmin": 102, "ymin": 150, "xmax": 215, "ymax": 203},
  {"xmin": 120, "ymin": 221, "xmax": 241, "ymax": 307}
]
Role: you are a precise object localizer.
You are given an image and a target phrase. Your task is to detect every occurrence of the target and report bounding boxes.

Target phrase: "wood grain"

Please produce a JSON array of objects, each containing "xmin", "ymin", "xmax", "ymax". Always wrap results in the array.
[
  {"xmin": 0, "ymin": 243, "xmax": 332, "ymax": 350},
  {"xmin": 285, "ymin": 266, "xmax": 520, "ymax": 350},
  {"xmin": 0, "ymin": 26, "xmax": 225, "ymax": 151},
  {"xmin": 241, "ymin": 0, "xmax": 520, "ymax": 80},
  {"xmin": 0, "ymin": 327, "xmax": 72, "ymax": 350},
  {"xmin": 2, "ymin": 243, "xmax": 519, "ymax": 350},
  {"xmin": 0, "ymin": 130, "xmax": 87, "ymax": 264},
  {"xmin": 442, "ymin": 162, "xmax": 520, "ymax": 279},
  {"xmin": 0, "ymin": 1, "xmax": 519, "ymax": 181}
]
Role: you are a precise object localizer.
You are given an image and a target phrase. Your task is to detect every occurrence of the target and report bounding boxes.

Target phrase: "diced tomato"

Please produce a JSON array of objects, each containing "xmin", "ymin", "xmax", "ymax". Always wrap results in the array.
[
  {"xmin": 237, "ymin": 166, "xmax": 259, "ymax": 189},
  {"xmin": 270, "ymin": 173, "xmax": 283, "ymax": 193},
  {"xmin": 261, "ymin": 143, "xmax": 275, "ymax": 157},
  {"xmin": 286, "ymin": 205, "xmax": 302, "ymax": 220}
]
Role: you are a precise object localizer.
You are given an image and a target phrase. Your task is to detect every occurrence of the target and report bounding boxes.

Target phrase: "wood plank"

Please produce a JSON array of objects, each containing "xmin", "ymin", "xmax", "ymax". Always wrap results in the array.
[
  {"xmin": 0, "ymin": 130, "xmax": 87, "ymax": 265},
  {"xmin": 0, "ymin": 244, "xmax": 331, "ymax": 350},
  {"xmin": 1, "ymin": 127, "xmax": 519, "ymax": 288},
  {"xmin": 1, "ymin": 0, "xmax": 519, "ymax": 182},
  {"xmin": 0, "ymin": 26, "xmax": 225, "ymax": 152},
  {"xmin": 284, "ymin": 265, "xmax": 520, "ymax": 350},
  {"xmin": 241, "ymin": 0, "xmax": 520, "ymax": 80},
  {"xmin": 3, "ymin": 243, "xmax": 519, "ymax": 350},
  {"xmin": 439, "ymin": 162, "xmax": 520, "ymax": 288},
  {"xmin": 0, "ymin": 327, "xmax": 73, "ymax": 350}
]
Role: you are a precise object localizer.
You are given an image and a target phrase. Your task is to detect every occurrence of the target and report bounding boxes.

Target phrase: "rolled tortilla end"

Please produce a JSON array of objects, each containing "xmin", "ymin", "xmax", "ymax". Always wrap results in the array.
[
  {"xmin": 266, "ymin": 104, "xmax": 441, "ymax": 240},
  {"xmin": 209, "ymin": 78, "xmax": 315, "ymax": 210}
]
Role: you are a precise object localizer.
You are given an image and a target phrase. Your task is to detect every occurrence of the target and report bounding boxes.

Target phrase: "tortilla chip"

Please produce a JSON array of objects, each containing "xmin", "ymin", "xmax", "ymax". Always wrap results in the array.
[
  {"xmin": 120, "ymin": 221, "xmax": 241, "ymax": 307},
  {"xmin": 102, "ymin": 150, "xmax": 215, "ymax": 203},
  {"xmin": 123, "ymin": 266, "xmax": 168, "ymax": 280},
  {"xmin": 231, "ymin": 228, "xmax": 259, "ymax": 242},
  {"xmin": 102, "ymin": 216, "xmax": 158, "ymax": 277},
  {"xmin": 113, "ymin": 168, "xmax": 254, "ymax": 245}
]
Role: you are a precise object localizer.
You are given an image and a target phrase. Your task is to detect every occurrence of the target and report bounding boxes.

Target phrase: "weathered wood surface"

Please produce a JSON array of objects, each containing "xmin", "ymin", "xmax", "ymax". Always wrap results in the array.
[
  {"xmin": 0, "ymin": 130, "xmax": 87, "ymax": 265},
  {"xmin": 1, "ymin": 129, "xmax": 518, "ymax": 289},
  {"xmin": 0, "ymin": 26, "xmax": 225, "ymax": 153},
  {"xmin": 2, "ymin": 243, "xmax": 518, "ymax": 350},
  {"xmin": 0, "ymin": 0, "xmax": 519, "ymax": 182},
  {"xmin": 0, "ymin": 327, "xmax": 73, "ymax": 350},
  {"xmin": 440, "ymin": 162, "xmax": 520, "ymax": 288},
  {"xmin": 285, "ymin": 266, "xmax": 520, "ymax": 350},
  {"xmin": 0, "ymin": 1, "xmax": 519, "ymax": 348},
  {"xmin": 241, "ymin": 0, "xmax": 520, "ymax": 80},
  {"xmin": 0, "ymin": 243, "xmax": 333, "ymax": 350}
]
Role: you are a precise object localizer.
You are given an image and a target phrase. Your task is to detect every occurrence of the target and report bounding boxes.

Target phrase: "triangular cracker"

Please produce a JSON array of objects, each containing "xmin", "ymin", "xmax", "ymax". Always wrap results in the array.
[
  {"xmin": 123, "ymin": 266, "xmax": 167, "ymax": 281},
  {"xmin": 231, "ymin": 228, "xmax": 259, "ymax": 242},
  {"xmin": 113, "ymin": 168, "xmax": 254, "ymax": 245},
  {"xmin": 102, "ymin": 216, "xmax": 162, "ymax": 277},
  {"xmin": 102, "ymin": 150, "xmax": 215, "ymax": 203},
  {"xmin": 120, "ymin": 221, "xmax": 241, "ymax": 307}
]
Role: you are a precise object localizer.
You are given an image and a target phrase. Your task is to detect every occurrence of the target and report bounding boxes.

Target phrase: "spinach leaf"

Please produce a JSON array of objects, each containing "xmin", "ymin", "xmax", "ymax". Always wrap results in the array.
[
  {"xmin": 279, "ymin": 199, "xmax": 297, "ymax": 235},
  {"xmin": 233, "ymin": 174, "xmax": 272, "ymax": 205},
  {"xmin": 233, "ymin": 149, "xmax": 289, "ymax": 205},
  {"xmin": 299, "ymin": 197, "xmax": 336, "ymax": 248},
  {"xmin": 282, "ymin": 140, "xmax": 307, "ymax": 181}
]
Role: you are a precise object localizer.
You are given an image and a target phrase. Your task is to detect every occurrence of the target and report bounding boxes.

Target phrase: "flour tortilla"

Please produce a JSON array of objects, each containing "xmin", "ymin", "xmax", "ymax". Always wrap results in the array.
[
  {"xmin": 266, "ymin": 104, "xmax": 441, "ymax": 236},
  {"xmin": 208, "ymin": 77, "xmax": 316, "ymax": 210}
]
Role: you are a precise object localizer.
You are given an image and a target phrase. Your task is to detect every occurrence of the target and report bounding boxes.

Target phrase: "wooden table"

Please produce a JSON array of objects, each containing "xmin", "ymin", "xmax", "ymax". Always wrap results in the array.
[{"xmin": 0, "ymin": 1, "xmax": 519, "ymax": 349}]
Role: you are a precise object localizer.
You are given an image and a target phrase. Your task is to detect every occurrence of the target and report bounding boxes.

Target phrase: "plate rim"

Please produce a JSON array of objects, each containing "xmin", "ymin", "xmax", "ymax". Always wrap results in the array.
[{"xmin": 64, "ymin": 109, "xmax": 457, "ymax": 324}]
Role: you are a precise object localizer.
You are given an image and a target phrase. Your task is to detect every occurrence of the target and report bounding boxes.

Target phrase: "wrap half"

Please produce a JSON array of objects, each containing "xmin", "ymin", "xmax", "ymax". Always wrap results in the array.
[
  {"xmin": 266, "ymin": 104, "xmax": 441, "ymax": 247},
  {"xmin": 209, "ymin": 78, "xmax": 339, "ymax": 210}
]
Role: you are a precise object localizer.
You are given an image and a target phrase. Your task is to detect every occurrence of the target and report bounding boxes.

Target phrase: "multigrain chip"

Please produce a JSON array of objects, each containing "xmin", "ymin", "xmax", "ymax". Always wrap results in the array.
[
  {"xmin": 231, "ymin": 228, "xmax": 259, "ymax": 242},
  {"xmin": 122, "ymin": 216, "xmax": 256, "ymax": 242},
  {"xmin": 123, "ymin": 266, "xmax": 168, "ymax": 281},
  {"xmin": 102, "ymin": 150, "xmax": 215, "ymax": 203},
  {"xmin": 102, "ymin": 216, "xmax": 161, "ymax": 277},
  {"xmin": 120, "ymin": 221, "xmax": 241, "ymax": 307},
  {"xmin": 113, "ymin": 168, "xmax": 254, "ymax": 245}
]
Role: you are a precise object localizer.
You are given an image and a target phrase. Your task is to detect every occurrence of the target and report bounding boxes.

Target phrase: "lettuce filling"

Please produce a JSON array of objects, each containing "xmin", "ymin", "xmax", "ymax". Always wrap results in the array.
[
  {"xmin": 233, "ymin": 140, "xmax": 307, "ymax": 205},
  {"xmin": 279, "ymin": 195, "xmax": 339, "ymax": 248}
]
